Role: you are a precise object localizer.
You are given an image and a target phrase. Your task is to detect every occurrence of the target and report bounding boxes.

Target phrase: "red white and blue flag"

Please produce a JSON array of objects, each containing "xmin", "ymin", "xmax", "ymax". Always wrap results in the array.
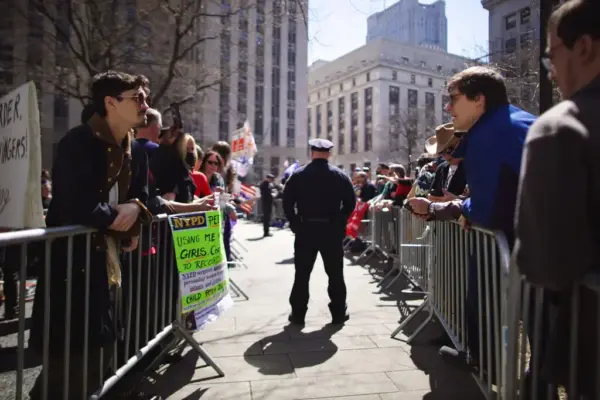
[{"xmin": 238, "ymin": 183, "xmax": 257, "ymax": 214}]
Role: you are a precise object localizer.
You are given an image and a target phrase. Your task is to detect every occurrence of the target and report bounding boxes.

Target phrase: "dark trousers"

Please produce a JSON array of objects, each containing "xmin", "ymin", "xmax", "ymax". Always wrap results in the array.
[
  {"xmin": 29, "ymin": 344, "xmax": 114, "ymax": 400},
  {"xmin": 289, "ymin": 224, "xmax": 347, "ymax": 317},
  {"xmin": 262, "ymin": 202, "xmax": 272, "ymax": 235},
  {"xmin": 1, "ymin": 245, "xmax": 20, "ymax": 317},
  {"xmin": 223, "ymin": 214, "xmax": 232, "ymax": 262}
]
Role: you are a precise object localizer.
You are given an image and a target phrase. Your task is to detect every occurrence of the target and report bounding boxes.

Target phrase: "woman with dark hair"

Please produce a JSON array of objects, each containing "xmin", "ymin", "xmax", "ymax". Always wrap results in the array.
[
  {"xmin": 150, "ymin": 128, "xmax": 196, "ymax": 203},
  {"xmin": 207, "ymin": 143, "xmax": 238, "ymax": 264},
  {"xmin": 200, "ymin": 151, "xmax": 225, "ymax": 191}
]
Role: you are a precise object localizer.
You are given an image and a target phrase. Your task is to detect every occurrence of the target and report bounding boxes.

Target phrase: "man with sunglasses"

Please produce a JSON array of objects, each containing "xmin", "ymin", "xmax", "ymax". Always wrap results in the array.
[
  {"xmin": 514, "ymin": 1, "xmax": 600, "ymax": 396},
  {"xmin": 29, "ymin": 71, "xmax": 153, "ymax": 400}
]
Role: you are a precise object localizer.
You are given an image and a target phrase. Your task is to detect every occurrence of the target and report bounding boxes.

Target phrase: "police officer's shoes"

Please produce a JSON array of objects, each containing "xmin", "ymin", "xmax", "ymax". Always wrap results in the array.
[
  {"xmin": 331, "ymin": 313, "xmax": 350, "ymax": 325},
  {"xmin": 288, "ymin": 313, "xmax": 305, "ymax": 325}
]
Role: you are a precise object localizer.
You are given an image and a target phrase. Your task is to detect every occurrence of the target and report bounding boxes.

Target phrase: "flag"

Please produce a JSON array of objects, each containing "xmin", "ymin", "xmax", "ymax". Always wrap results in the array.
[{"xmin": 239, "ymin": 183, "xmax": 257, "ymax": 215}]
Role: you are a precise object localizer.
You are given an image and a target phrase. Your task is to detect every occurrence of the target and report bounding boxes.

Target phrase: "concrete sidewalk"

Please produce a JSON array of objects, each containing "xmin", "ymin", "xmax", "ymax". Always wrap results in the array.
[{"xmin": 149, "ymin": 221, "xmax": 484, "ymax": 400}]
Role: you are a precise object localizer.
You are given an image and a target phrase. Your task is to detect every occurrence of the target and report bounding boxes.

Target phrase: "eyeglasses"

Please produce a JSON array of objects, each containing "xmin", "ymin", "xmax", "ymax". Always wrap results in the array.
[
  {"xmin": 117, "ymin": 92, "xmax": 148, "ymax": 105},
  {"xmin": 540, "ymin": 43, "xmax": 565, "ymax": 72}
]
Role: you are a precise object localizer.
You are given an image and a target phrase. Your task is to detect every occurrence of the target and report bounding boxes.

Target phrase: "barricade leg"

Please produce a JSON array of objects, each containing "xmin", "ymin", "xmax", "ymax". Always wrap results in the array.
[
  {"xmin": 229, "ymin": 278, "xmax": 250, "ymax": 301},
  {"xmin": 173, "ymin": 321, "xmax": 225, "ymax": 377},
  {"xmin": 390, "ymin": 298, "xmax": 433, "ymax": 342}
]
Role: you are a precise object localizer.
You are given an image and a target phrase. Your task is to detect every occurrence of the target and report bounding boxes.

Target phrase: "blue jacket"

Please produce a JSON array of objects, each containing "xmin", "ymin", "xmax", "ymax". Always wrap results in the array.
[{"xmin": 454, "ymin": 104, "xmax": 536, "ymax": 239}]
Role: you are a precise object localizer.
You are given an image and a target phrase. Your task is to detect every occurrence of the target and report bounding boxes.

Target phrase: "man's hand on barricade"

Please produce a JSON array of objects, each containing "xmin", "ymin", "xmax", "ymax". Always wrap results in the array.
[
  {"xmin": 406, "ymin": 197, "xmax": 431, "ymax": 219},
  {"xmin": 110, "ymin": 203, "xmax": 141, "ymax": 231},
  {"xmin": 122, "ymin": 236, "xmax": 139, "ymax": 252}
]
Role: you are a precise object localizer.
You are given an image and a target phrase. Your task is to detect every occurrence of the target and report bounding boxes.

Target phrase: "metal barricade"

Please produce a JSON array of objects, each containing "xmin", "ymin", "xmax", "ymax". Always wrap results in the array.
[
  {"xmin": 504, "ymin": 268, "xmax": 600, "ymax": 399},
  {"xmin": 383, "ymin": 213, "xmax": 510, "ymax": 399},
  {"xmin": 1, "ymin": 215, "xmax": 224, "ymax": 400}
]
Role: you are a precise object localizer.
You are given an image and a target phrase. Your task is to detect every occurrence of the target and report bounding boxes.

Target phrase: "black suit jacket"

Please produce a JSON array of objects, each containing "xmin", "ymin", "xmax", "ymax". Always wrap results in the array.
[{"xmin": 429, "ymin": 161, "xmax": 466, "ymax": 197}]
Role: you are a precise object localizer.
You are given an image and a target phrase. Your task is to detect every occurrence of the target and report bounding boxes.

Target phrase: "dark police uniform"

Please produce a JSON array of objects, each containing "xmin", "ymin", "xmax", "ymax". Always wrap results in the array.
[{"xmin": 283, "ymin": 139, "xmax": 356, "ymax": 325}]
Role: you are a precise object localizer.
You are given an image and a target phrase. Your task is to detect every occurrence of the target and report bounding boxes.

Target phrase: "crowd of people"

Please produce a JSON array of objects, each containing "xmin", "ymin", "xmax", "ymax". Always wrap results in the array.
[{"xmin": 0, "ymin": 1, "xmax": 598, "ymax": 398}]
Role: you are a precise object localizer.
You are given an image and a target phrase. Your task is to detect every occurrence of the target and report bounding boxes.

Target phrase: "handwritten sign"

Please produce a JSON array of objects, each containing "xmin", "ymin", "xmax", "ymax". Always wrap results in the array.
[
  {"xmin": 0, "ymin": 82, "xmax": 45, "ymax": 229},
  {"xmin": 230, "ymin": 121, "xmax": 257, "ymax": 159},
  {"xmin": 168, "ymin": 210, "xmax": 232, "ymax": 330}
]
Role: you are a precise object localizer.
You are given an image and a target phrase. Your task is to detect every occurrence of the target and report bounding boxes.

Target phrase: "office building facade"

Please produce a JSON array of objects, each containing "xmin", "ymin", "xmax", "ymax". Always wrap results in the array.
[
  {"xmin": 367, "ymin": 0, "xmax": 448, "ymax": 52},
  {"xmin": 308, "ymin": 38, "xmax": 472, "ymax": 172}
]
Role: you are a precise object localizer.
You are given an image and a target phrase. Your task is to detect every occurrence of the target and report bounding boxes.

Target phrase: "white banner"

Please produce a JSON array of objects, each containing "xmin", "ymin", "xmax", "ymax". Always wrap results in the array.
[
  {"xmin": 230, "ymin": 121, "xmax": 257, "ymax": 159},
  {"xmin": 0, "ymin": 82, "xmax": 45, "ymax": 229}
]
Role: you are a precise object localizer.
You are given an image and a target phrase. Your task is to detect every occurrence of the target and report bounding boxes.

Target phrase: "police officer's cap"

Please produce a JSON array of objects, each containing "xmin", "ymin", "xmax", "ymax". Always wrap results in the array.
[
  {"xmin": 308, "ymin": 138, "xmax": 334, "ymax": 152},
  {"xmin": 266, "ymin": 173, "xmax": 275, "ymax": 179}
]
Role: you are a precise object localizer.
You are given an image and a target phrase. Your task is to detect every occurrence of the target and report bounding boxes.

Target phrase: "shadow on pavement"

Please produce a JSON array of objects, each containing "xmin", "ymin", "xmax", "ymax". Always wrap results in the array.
[
  {"xmin": 243, "ymin": 323, "xmax": 342, "ymax": 374},
  {"xmin": 275, "ymin": 257, "xmax": 294, "ymax": 265},
  {"xmin": 355, "ymin": 249, "xmax": 486, "ymax": 400}
]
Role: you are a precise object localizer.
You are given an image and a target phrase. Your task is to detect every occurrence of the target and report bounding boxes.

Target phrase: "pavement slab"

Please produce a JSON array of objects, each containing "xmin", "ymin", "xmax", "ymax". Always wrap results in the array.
[{"xmin": 137, "ymin": 221, "xmax": 486, "ymax": 399}]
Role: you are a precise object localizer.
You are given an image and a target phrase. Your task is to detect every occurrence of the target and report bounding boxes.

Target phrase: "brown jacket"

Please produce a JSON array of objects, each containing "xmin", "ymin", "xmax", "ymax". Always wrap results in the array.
[{"xmin": 514, "ymin": 76, "xmax": 600, "ymax": 394}]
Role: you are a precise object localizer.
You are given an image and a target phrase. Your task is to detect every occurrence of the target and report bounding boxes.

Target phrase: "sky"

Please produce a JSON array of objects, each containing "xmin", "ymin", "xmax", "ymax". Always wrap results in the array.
[{"xmin": 307, "ymin": 0, "xmax": 489, "ymax": 65}]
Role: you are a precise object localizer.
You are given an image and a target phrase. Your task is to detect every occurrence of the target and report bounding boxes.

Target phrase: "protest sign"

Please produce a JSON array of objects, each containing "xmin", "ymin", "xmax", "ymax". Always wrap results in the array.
[
  {"xmin": 0, "ymin": 81, "xmax": 45, "ymax": 229},
  {"xmin": 230, "ymin": 121, "xmax": 257, "ymax": 160},
  {"xmin": 169, "ymin": 210, "xmax": 232, "ymax": 330}
]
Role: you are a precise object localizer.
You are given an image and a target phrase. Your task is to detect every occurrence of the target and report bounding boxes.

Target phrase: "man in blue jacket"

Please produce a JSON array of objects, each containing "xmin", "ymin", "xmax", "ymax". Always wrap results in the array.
[{"xmin": 408, "ymin": 66, "xmax": 537, "ymax": 384}]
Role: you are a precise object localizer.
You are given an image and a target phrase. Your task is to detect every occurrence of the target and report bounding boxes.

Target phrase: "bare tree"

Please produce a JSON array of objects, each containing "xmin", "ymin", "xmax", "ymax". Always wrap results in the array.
[
  {"xmin": 9, "ymin": 0, "xmax": 303, "ymax": 110},
  {"xmin": 378, "ymin": 103, "xmax": 438, "ymax": 169}
]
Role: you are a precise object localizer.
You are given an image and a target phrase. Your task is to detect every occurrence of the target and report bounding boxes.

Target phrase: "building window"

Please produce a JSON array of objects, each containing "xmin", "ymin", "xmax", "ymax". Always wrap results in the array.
[
  {"xmin": 350, "ymin": 92, "xmax": 358, "ymax": 153},
  {"xmin": 366, "ymin": 72, "xmax": 370, "ymax": 82},
  {"xmin": 520, "ymin": 32, "xmax": 532, "ymax": 49},
  {"xmin": 442, "ymin": 95, "xmax": 451, "ymax": 123},
  {"xmin": 520, "ymin": 7, "xmax": 531, "ymax": 25},
  {"xmin": 316, "ymin": 104, "xmax": 322, "ymax": 138},
  {"xmin": 53, "ymin": 94, "xmax": 69, "ymax": 131},
  {"xmin": 408, "ymin": 89, "xmax": 418, "ymax": 108},
  {"xmin": 339, "ymin": 83, "xmax": 343, "ymax": 91},
  {"xmin": 392, "ymin": 70, "xmax": 397, "ymax": 81},
  {"xmin": 505, "ymin": 38, "xmax": 517, "ymax": 54},
  {"xmin": 388, "ymin": 86, "xmax": 400, "ymax": 152},
  {"xmin": 425, "ymin": 92, "xmax": 436, "ymax": 130},
  {"xmin": 364, "ymin": 87, "xmax": 373, "ymax": 152},
  {"xmin": 402, "ymin": 57, "xmax": 409, "ymax": 64},
  {"xmin": 326, "ymin": 100, "xmax": 333, "ymax": 142},
  {"xmin": 505, "ymin": 13, "xmax": 517, "ymax": 30},
  {"xmin": 428, "ymin": 77, "xmax": 433, "ymax": 87},
  {"xmin": 271, "ymin": 156, "xmax": 280, "ymax": 177},
  {"xmin": 254, "ymin": 155, "xmax": 264, "ymax": 180},
  {"xmin": 307, "ymin": 107, "xmax": 312, "ymax": 138},
  {"xmin": 410, "ymin": 74, "xmax": 416, "ymax": 84},
  {"xmin": 352, "ymin": 78, "xmax": 356, "ymax": 87},
  {"xmin": 350, "ymin": 163, "xmax": 356, "ymax": 173},
  {"xmin": 338, "ymin": 96, "xmax": 345, "ymax": 155}
]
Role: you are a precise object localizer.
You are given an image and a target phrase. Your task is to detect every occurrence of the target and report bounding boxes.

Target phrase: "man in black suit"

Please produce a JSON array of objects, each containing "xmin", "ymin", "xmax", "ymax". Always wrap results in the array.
[{"xmin": 259, "ymin": 174, "xmax": 275, "ymax": 236}]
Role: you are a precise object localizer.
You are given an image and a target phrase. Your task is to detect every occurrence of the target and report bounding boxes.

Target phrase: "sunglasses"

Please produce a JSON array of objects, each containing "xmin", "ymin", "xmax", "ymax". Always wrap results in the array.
[
  {"xmin": 117, "ymin": 92, "xmax": 148, "ymax": 105},
  {"xmin": 207, "ymin": 160, "xmax": 220, "ymax": 167}
]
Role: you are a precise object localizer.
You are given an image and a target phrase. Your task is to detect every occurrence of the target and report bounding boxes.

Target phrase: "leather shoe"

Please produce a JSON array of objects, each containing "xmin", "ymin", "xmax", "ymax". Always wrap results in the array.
[
  {"xmin": 288, "ymin": 313, "xmax": 305, "ymax": 325},
  {"xmin": 331, "ymin": 313, "xmax": 349, "ymax": 325}
]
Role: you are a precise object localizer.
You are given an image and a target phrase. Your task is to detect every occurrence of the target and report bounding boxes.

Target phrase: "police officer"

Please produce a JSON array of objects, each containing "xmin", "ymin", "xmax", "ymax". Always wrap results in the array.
[{"xmin": 283, "ymin": 138, "xmax": 356, "ymax": 325}]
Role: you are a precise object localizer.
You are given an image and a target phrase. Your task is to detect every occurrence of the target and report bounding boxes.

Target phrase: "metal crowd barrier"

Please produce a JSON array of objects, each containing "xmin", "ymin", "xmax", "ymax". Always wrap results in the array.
[
  {"xmin": 354, "ymin": 206, "xmax": 511, "ymax": 399},
  {"xmin": 504, "ymin": 266, "xmax": 600, "ymax": 399},
  {"xmin": 0, "ymin": 215, "xmax": 224, "ymax": 400}
]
